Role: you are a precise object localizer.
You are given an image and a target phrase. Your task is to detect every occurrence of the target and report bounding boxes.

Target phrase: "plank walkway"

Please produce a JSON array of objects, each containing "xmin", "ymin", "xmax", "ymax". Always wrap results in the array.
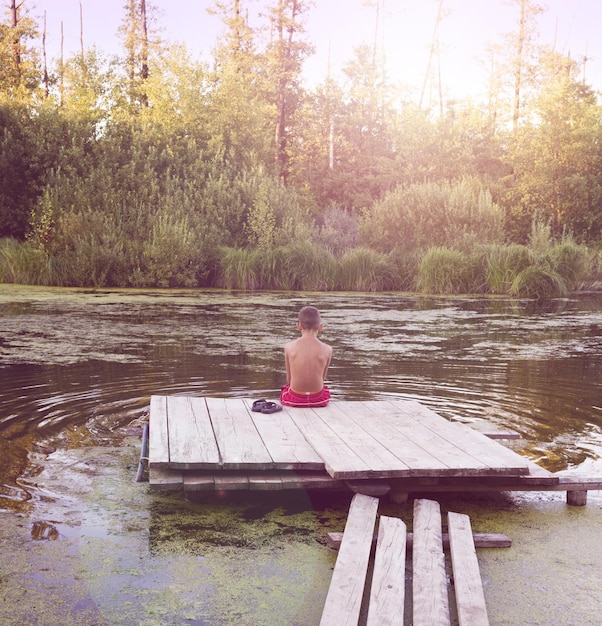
[
  {"xmin": 147, "ymin": 395, "xmax": 561, "ymax": 497},
  {"xmin": 320, "ymin": 495, "xmax": 491, "ymax": 626}
]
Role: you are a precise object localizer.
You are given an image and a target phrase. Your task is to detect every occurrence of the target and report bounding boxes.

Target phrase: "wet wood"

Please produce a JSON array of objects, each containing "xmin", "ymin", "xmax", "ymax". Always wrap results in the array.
[
  {"xmin": 320, "ymin": 494, "xmax": 379, "ymax": 626},
  {"xmin": 448, "ymin": 512, "xmax": 489, "ymax": 626},
  {"xmin": 413, "ymin": 498, "xmax": 450, "ymax": 626},
  {"xmin": 366, "ymin": 516, "xmax": 407, "ymax": 626}
]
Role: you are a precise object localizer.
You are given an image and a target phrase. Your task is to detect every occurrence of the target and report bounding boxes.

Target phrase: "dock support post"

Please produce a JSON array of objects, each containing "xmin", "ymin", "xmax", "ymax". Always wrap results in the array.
[
  {"xmin": 567, "ymin": 490, "xmax": 587, "ymax": 506},
  {"xmin": 389, "ymin": 491, "xmax": 409, "ymax": 504}
]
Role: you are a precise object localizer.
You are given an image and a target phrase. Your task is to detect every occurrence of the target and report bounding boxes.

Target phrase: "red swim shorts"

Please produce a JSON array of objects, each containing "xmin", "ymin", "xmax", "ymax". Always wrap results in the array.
[{"xmin": 280, "ymin": 384, "xmax": 331, "ymax": 408}]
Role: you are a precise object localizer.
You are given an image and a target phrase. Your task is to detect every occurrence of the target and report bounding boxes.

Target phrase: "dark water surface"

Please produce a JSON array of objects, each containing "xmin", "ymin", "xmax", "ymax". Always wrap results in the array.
[
  {"xmin": 2, "ymin": 285, "xmax": 602, "ymax": 625},
  {"xmin": 1, "ymin": 285, "xmax": 602, "ymax": 509}
]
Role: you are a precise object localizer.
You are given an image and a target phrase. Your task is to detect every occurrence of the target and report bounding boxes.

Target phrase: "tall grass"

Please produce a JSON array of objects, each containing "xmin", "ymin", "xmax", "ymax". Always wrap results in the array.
[
  {"xmin": 0, "ymin": 238, "xmax": 68, "ymax": 285},
  {"xmin": 509, "ymin": 265, "xmax": 569, "ymax": 298},
  {"xmin": 415, "ymin": 247, "xmax": 477, "ymax": 294},
  {"xmin": 282, "ymin": 241, "xmax": 338, "ymax": 291},
  {"xmin": 337, "ymin": 247, "xmax": 395, "ymax": 291},
  {"xmin": 216, "ymin": 247, "xmax": 261, "ymax": 290},
  {"xmin": 484, "ymin": 244, "xmax": 534, "ymax": 293}
]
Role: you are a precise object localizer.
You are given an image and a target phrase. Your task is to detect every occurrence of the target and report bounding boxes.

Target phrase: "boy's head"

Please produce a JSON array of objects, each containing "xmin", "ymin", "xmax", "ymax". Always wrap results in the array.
[{"xmin": 298, "ymin": 306, "xmax": 322, "ymax": 331}]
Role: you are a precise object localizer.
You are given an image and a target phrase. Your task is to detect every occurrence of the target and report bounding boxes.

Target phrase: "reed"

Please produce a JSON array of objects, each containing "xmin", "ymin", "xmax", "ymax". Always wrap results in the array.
[
  {"xmin": 544, "ymin": 240, "xmax": 589, "ymax": 289},
  {"xmin": 484, "ymin": 244, "xmax": 534, "ymax": 294},
  {"xmin": 337, "ymin": 247, "xmax": 395, "ymax": 291},
  {"xmin": 0, "ymin": 238, "xmax": 47, "ymax": 285},
  {"xmin": 415, "ymin": 247, "xmax": 475, "ymax": 294},
  {"xmin": 509, "ymin": 265, "xmax": 568, "ymax": 298},
  {"xmin": 216, "ymin": 246, "xmax": 261, "ymax": 290},
  {"xmin": 282, "ymin": 241, "xmax": 338, "ymax": 291}
]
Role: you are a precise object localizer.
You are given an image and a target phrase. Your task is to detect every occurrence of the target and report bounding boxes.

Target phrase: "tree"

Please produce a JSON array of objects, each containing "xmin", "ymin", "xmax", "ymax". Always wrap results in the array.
[
  {"xmin": 265, "ymin": 0, "xmax": 314, "ymax": 183},
  {"xmin": 0, "ymin": 0, "xmax": 39, "ymax": 95},
  {"xmin": 118, "ymin": 0, "xmax": 153, "ymax": 107},
  {"xmin": 503, "ymin": 50, "xmax": 602, "ymax": 241}
]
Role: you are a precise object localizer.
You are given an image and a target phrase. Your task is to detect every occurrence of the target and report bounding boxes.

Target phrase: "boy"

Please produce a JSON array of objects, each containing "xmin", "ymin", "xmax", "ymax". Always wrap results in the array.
[{"xmin": 280, "ymin": 306, "xmax": 332, "ymax": 407}]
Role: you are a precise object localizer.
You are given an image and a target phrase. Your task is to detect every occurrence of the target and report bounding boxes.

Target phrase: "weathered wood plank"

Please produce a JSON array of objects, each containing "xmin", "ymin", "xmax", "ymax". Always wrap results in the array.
[
  {"xmin": 148, "ymin": 466, "xmax": 182, "ymax": 490},
  {"xmin": 362, "ymin": 401, "xmax": 487, "ymax": 475},
  {"xmin": 167, "ymin": 396, "xmax": 221, "ymax": 469},
  {"xmin": 390, "ymin": 400, "xmax": 529, "ymax": 476},
  {"xmin": 289, "ymin": 408, "xmax": 372, "ymax": 479},
  {"xmin": 366, "ymin": 516, "xmax": 407, "ymax": 626},
  {"xmin": 248, "ymin": 472, "xmax": 283, "ymax": 490},
  {"xmin": 149, "ymin": 395, "xmax": 170, "ymax": 468},
  {"xmin": 413, "ymin": 499, "xmax": 450, "ymax": 626},
  {"xmin": 183, "ymin": 473, "xmax": 215, "ymax": 491},
  {"xmin": 326, "ymin": 532, "xmax": 512, "ymax": 550},
  {"xmin": 448, "ymin": 512, "xmax": 489, "ymax": 626},
  {"xmin": 214, "ymin": 473, "xmax": 250, "ymax": 490},
  {"xmin": 320, "ymin": 494, "xmax": 379, "ymax": 626},
  {"xmin": 244, "ymin": 401, "xmax": 324, "ymax": 470},
  {"xmin": 298, "ymin": 403, "xmax": 412, "ymax": 477},
  {"xmin": 206, "ymin": 397, "xmax": 273, "ymax": 469}
]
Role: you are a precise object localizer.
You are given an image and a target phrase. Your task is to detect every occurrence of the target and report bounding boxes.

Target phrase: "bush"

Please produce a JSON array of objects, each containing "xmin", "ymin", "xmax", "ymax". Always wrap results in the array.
[
  {"xmin": 509, "ymin": 265, "xmax": 568, "ymax": 298},
  {"xmin": 337, "ymin": 247, "xmax": 395, "ymax": 291},
  {"xmin": 484, "ymin": 244, "xmax": 534, "ymax": 294},
  {"xmin": 415, "ymin": 247, "xmax": 478, "ymax": 294}
]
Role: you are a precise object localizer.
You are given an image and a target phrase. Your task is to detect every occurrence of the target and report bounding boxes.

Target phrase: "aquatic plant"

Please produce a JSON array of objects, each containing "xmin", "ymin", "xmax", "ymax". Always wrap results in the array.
[
  {"xmin": 415, "ymin": 247, "xmax": 475, "ymax": 294},
  {"xmin": 484, "ymin": 244, "xmax": 534, "ymax": 294},
  {"xmin": 282, "ymin": 241, "xmax": 337, "ymax": 291},
  {"xmin": 337, "ymin": 247, "xmax": 395, "ymax": 292},
  {"xmin": 509, "ymin": 265, "xmax": 568, "ymax": 298},
  {"xmin": 216, "ymin": 246, "xmax": 261, "ymax": 290}
]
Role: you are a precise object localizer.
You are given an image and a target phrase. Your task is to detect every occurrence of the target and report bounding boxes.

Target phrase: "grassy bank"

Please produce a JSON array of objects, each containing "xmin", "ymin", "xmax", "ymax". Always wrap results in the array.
[{"xmin": 2, "ymin": 235, "xmax": 600, "ymax": 298}]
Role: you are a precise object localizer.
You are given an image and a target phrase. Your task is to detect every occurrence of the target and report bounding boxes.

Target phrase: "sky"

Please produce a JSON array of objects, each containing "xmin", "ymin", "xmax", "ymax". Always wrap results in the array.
[{"xmin": 25, "ymin": 0, "xmax": 602, "ymax": 103}]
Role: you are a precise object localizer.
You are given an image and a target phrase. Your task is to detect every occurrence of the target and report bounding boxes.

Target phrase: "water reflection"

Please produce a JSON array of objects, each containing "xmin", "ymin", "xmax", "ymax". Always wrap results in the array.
[{"xmin": 1, "ymin": 286, "xmax": 602, "ymax": 510}]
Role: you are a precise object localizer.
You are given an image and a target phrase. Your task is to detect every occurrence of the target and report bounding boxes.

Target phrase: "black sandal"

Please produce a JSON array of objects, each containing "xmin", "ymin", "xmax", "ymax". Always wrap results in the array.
[{"xmin": 251, "ymin": 399, "xmax": 268, "ymax": 412}]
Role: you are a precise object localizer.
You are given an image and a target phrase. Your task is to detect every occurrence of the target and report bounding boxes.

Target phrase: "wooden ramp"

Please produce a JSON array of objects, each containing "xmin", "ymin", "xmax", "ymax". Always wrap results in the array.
[
  {"xmin": 320, "ymin": 495, "xmax": 492, "ymax": 626},
  {"xmin": 147, "ymin": 396, "xmax": 562, "ymax": 496}
]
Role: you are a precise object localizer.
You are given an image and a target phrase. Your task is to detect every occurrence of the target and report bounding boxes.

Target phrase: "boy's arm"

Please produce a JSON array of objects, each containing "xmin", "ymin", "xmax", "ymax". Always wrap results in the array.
[
  {"xmin": 284, "ymin": 345, "xmax": 291, "ymax": 385},
  {"xmin": 322, "ymin": 346, "xmax": 332, "ymax": 381}
]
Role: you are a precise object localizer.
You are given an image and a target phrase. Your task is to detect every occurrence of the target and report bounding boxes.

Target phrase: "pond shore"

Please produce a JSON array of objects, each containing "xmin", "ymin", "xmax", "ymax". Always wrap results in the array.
[{"xmin": 1, "ymin": 437, "xmax": 601, "ymax": 626}]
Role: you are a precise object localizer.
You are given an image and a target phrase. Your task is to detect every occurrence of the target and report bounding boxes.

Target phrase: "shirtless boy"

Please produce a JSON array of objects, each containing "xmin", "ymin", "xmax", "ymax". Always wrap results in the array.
[{"xmin": 280, "ymin": 306, "xmax": 332, "ymax": 407}]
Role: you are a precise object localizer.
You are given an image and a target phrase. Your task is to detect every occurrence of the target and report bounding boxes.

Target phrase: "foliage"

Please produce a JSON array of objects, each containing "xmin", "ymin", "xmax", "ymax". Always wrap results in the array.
[
  {"xmin": 415, "ymin": 247, "xmax": 482, "ymax": 295},
  {"xmin": 0, "ymin": 1, "xmax": 601, "ymax": 295},
  {"xmin": 359, "ymin": 177, "xmax": 505, "ymax": 254}
]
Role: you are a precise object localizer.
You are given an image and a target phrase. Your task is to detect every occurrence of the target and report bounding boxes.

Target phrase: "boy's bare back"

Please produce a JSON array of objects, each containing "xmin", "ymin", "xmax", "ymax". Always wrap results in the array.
[{"xmin": 284, "ymin": 306, "xmax": 332, "ymax": 394}]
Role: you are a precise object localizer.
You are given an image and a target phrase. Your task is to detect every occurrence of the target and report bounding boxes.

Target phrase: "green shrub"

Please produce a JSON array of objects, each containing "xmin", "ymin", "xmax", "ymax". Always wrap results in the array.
[
  {"xmin": 544, "ymin": 240, "xmax": 589, "ymax": 289},
  {"xmin": 337, "ymin": 247, "xmax": 395, "ymax": 291},
  {"xmin": 282, "ymin": 241, "xmax": 337, "ymax": 291},
  {"xmin": 216, "ymin": 247, "xmax": 261, "ymax": 290},
  {"xmin": 415, "ymin": 247, "xmax": 476, "ymax": 294},
  {"xmin": 509, "ymin": 265, "xmax": 568, "ymax": 298},
  {"xmin": 485, "ymin": 244, "xmax": 534, "ymax": 293}
]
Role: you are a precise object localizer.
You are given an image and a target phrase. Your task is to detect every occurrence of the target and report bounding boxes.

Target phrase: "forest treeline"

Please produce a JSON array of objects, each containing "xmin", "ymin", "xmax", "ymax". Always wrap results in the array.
[{"xmin": 0, "ymin": 0, "xmax": 601, "ymax": 296}]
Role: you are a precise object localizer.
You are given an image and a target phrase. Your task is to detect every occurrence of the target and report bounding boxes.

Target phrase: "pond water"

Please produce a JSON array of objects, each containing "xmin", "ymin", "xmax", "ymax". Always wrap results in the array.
[
  {"xmin": 2, "ymin": 285, "xmax": 601, "ymax": 510},
  {"xmin": 1, "ymin": 285, "xmax": 602, "ymax": 625}
]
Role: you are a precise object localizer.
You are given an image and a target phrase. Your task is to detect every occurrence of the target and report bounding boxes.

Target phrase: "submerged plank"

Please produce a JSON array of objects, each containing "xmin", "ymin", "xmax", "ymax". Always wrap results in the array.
[
  {"xmin": 366, "ymin": 516, "xmax": 407, "ymax": 626},
  {"xmin": 320, "ymin": 494, "xmax": 379, "ymax": 626},
  {"xmin": 206, "ymin": 398, "xmax": 273, "ymax": 470},
  {"xmin": 167, "ymin": 396, "xmax": 220, "ymax": 469},
  {"xmin": 448, "ymin": 512, "xmax": 489, "ymax": 626},
  {"xmin": 413, "ymin": 499, "xmax": 450, "ymax": 626}
]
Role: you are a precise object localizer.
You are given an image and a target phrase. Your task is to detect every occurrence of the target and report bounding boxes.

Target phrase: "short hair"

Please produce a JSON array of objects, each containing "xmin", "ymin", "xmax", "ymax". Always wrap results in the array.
[{"xmin": 298, "ymin": 306, "xmax": 321, "ymax": 330}]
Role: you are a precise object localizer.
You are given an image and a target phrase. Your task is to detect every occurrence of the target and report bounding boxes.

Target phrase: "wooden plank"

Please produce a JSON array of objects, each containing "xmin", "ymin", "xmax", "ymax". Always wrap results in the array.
[
  {"xmin": 183, "ymin": 473, "xmax": 215, "ymax": 491},
  {"xmin": 413, "ymin": 499, "xmax": 450, "ymax": 626},
  {"xmin": 320, "ymin": 494, "xmax": 379, "ymax": 626},
  {"xmin": 149, "ymin": 395, "xmax": 169, "ymax": 468},
  {"xmin": 148, "ymin": 466, "xmax": 182, "ymax": 490},
  {"xmin": 448, "ymin": 512, "xmax": 489, "ymax": 626},
  {"xmin": 289, "ymin": 408, "xmax": 372, "ymax": 479},
  {"xmin": 366, "ymin": 516, "xmax": 407, "ymax": 626},
  {"xmin": 360, "ymin": 401, "xmax": 487, "ymax": 475},
  {"xmin": 206, "ymin": 397, "xmax": 273, "ymax": 469},
  {"xmin": 336, "ymin": 401, "xmax": 450, "ymax": 475},
  {"xmin": 391, "ymin": 400, "xmax": 529, "ymax": 476},
  {"xmin": 301, "ymin": 403, "xmax": 412, "ymax": 477},
  {"xmin": 244, "ymin": 401, "xmax": 324, "ymax": 470},
  {"xmin": 326, "ymin": 532, "xmax": 512, "ymax": 550},
  {"xmin": 248, "ymin": 472, "xmax": 283, "ymax": 490},
  {"xmin": 214, "ymin": 473, "xmax": 250, "ymax": 490},
  {"xmin": 167, "ymin": 396, "xmax": 221, "ymax": 469}
]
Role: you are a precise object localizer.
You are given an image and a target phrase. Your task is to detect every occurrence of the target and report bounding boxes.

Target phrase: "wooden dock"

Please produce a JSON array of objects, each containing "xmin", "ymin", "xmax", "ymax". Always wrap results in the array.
[{"xmin": 147, "ymin": 396, "xmax": 575, "ymax": 498}]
